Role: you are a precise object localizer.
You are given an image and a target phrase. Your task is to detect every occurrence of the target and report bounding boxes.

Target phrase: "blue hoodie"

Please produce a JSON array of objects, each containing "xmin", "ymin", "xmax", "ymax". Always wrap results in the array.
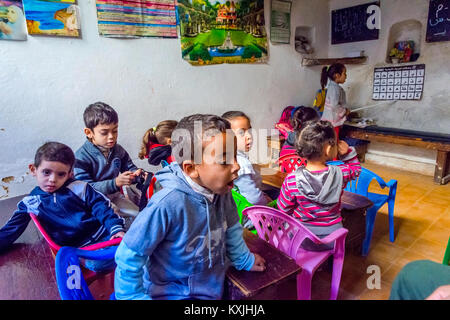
[{"xmin": 114, "ymin": 163, "xmax": 255, "ymax": 300}]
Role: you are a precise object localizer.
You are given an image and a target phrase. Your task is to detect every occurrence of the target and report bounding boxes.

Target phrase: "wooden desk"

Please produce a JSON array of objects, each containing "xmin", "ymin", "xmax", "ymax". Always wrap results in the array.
[
  {"xmin": 224, "ymin": 229, "xmax": 301, "ymax": 300},
  {"xmin": 343, "ymin": 124, "xmax": 450, "ymax": 185},
  {"xmin": 254, "ymin": 165, "xmax": 373, "ymax": 254},
  {"xmin": 0, "ymin": 198, "xmax": 60, "ymax": 300}
]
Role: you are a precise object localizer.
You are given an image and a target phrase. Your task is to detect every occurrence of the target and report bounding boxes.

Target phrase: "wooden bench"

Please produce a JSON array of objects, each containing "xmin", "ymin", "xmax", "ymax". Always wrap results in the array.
[
  {"xmin": 342, "ymin": 125, "xmax": 450, "ymax": 185},
  {"xmin": 224, "ymin": 229, "xmax": 301, "ymax": 300}
]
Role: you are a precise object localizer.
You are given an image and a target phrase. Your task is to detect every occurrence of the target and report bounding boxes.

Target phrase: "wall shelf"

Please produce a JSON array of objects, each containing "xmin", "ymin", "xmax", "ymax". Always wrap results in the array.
[{"xmin": 301, "ymin": 56, "xmax": 367, "ymax": 66}]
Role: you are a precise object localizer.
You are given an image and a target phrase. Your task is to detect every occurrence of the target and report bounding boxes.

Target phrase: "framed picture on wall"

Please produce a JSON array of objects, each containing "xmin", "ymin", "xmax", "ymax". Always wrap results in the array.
[
  {"xmin": 0, "ymin": 0, "xmax": 27, "ymax": 41},
  {"xmin": 22, "ymin": 0, "xmax": 80, "ymax": 37}
]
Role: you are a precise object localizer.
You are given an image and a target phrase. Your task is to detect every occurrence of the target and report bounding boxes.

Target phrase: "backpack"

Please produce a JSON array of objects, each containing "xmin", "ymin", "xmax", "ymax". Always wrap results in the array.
[
  {"xmin": 312, "ymin": 88, "xmax": 327, "ymax": 113},
  {"xmin": 275, "ymin": 106, "xmax": 296, "ymax": 139}
]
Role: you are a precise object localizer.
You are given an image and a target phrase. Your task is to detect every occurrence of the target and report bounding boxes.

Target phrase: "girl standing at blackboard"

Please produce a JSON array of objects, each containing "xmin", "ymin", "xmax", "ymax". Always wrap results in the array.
[{"xmin": 320, "ymin": 63, "xmax": 350, "ymax": 139}]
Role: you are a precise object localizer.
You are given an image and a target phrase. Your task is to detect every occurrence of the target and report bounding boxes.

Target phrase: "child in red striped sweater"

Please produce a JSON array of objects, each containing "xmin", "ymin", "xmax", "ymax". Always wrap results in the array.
[{"xmin": 277, "ymin": 120, "xmax": 361, "ymax": 251}]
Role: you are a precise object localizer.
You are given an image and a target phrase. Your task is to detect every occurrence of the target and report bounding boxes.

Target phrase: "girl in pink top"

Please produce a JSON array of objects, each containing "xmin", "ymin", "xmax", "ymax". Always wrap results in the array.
[
  {"xmin": 280, "ymin": 106, "xmax": 320, "ymax": 157},
  {"xmin": 277, "ymin": 120, "xmax": 361, "ymax": 251}
]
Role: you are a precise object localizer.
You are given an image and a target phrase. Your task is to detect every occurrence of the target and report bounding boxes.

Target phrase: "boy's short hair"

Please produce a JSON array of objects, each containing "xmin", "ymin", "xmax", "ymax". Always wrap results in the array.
[
  {"xmin": 171, "ymin": 114, "xmax": 231, "ymax": 164},
  {"xmin": 34, "ymin": 142, "xmax": 75, "ymax": 168},
  {"xmin": 83, "ymin": 102, "xmax": 118, "ymax": 130},
  {"xmin": 221, "ymin": 111, "xmax": 250, "ymax": 123},
  {"xmin": 295, "ymin": 120, "xmax": 336, "ymax": 160}
]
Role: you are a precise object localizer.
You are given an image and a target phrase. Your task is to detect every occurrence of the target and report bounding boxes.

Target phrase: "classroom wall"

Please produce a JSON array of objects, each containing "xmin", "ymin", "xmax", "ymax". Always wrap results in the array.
[
  {"xmin": 328, "ymin": 0, "xmax": 450, "ymax": 176},
  {"xmin": 0, "ymin": 0, "xmax": 330, "ymax": 199}
]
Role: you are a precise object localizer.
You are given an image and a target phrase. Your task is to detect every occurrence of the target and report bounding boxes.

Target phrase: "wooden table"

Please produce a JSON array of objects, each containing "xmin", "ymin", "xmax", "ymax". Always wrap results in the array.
[
  {"xmin": 254, "ymin": 165, "xmax": 373, "ymax": 254},
  {"xmin": 224, "ymin": 229, "xmax": 301, "ymax": 300},
  {"xmin": 0, "ymin": 196, "xmax": 60, "ymax": 300}
]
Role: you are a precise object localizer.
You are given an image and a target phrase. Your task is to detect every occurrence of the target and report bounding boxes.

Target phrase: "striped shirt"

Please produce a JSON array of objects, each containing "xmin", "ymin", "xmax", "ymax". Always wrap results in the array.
[{"xmin": 277, "ymin": 148, "xmax": 361, "ymax": 227}]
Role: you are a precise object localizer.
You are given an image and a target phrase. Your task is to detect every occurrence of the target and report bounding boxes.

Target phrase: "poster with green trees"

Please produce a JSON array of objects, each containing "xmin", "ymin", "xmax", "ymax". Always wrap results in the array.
[{"xmin": 178, "ymin": 0, "xmax": 268, "ymax": 66}]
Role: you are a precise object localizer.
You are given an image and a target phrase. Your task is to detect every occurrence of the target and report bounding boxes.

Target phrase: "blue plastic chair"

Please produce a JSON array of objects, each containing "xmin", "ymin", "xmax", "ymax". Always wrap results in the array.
[
  {"xmin": 55, "ymin": 246, "xmax": 118, "ymax": 300},
  {"xmin": 345, "ymin": 167, "xmax": 398, "ymax": 256}
]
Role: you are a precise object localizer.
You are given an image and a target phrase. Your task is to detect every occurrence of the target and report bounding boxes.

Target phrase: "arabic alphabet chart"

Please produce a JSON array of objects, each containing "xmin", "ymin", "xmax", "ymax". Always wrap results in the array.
[
  {"xmin": 426, "ymin": 0, "xmax": 450, "ymax": 42},
  {"xmin": 372, "ymin": 64, "xmax": 425, "ymax": 101}
]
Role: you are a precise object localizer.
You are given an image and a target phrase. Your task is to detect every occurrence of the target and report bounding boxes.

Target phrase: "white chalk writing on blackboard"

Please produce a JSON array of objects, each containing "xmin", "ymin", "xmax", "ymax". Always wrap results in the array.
[{"xmin": 426, "ymin": 0, "xmax": 450, "ymax": 41}]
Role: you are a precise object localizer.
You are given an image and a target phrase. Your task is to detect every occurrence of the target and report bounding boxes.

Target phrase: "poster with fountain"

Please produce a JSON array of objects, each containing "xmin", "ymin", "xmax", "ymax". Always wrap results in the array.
[{"xmin": 179, "ymin": 0, "xmax": 268, "ymax": 66}]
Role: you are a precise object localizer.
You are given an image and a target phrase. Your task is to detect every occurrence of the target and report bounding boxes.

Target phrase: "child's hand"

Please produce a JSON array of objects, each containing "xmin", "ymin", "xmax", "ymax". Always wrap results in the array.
[
  {"xmin": 115, "ymin": 171, "xmax": 135, "ymax": 188},
  {"xmin": 338, "ymin": 140, "xmax": 349, "ymax": 156},
  {"xmin": 134, "ymin": 169, "xmax": 148, "ymax": 180},
  {"xmin": 426, "ymin": 285, "xmax": 450, "ymax": 300},
  {"xmin": 250, "ymin": 253, "xmax": 266, "ymax": 272},
  {"xmin": 110, "ymin": 231, "xmax": 125, "ymax": 240}
]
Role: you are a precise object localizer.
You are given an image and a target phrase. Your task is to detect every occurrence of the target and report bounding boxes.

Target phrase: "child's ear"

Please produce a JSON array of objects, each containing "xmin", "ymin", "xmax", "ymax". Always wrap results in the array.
[
  {"xmin": 324, "ymin": 144, "xmax": 333, "ymax": 159},
  {"xmin": 182, "ymin": 160, "xmax": 199, "ymax": 179},
  {"xmin": 29, "ymin": 164, "xmax": 37, "ymax": 176},
  {"xmin": 166, "ymin": 138, "xmax": 172, "ymax": 145},
  {"xmin": 84, "ymin": 128, "xmax": 94, "ymax": 139}
]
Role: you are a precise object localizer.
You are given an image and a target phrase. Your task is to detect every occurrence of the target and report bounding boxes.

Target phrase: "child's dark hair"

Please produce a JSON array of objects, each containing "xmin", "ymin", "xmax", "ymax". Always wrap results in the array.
[
  {"xmin": 290, "ymin": 106, "xmax": 320, "ymax": 131},
  {"xmin": 320, "ymin": 63, "xmax": 346, "ymax": 89},
  {"xmin": 171, "ymin": 114, "xmax": 231, "ymax": 164},
  {"xmin": 83, "ymin": 102, "xmax": 118, "ymax": 130},
  {"xmin": 295, "ymin": 120, "xmax": 336, "ymax": 160},
  {"xmin": 221, "ymin": 111, "xmax": 250, "ymax": 123},
  {"xmin": 34, "ymin": 142, "xmax": 75, "ymax": 168},
  {"xmin": 138, "ymin": 120, "xmax": 178, "ymax": 159}
]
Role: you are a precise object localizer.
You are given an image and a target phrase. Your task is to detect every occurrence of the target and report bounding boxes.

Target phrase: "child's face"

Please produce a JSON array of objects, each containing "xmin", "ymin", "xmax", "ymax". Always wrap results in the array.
[
  {"xmin": 185, "ymin": 132, "xmax": 240, "ymax": 195},
  {"xmin": 7, "ymin": 7, "xmax": 18, "ymax": 23},
  {"xmin": 334, "ymin": 68, "xmax": 347, "ymax": 84},
  {"xmin": 228, "ymin": 116, "xmax": 252, "ymax": 152},
  {"xmin": 30, "ymin": 160, "xmax": 72, "ymax": 193},
  {"xmin": 85, "ymin": 123, "xmax": 118, "ymax": 149}
]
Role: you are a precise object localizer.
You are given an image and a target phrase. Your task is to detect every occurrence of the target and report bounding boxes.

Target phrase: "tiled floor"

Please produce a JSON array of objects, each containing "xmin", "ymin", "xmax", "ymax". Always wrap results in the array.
[{"xmin": 311, "ymin": 162, "xmax": 450, "ymax": 300}]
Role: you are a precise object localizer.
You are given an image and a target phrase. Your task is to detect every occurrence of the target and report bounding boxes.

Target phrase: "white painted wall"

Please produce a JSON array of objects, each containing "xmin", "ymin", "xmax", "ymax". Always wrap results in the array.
[
  {"xmin": 0, "ymin": 0, "xmax": 330, "ymax": 199},
  {"xmin": 328, "ymin": 0, "xmax": 450, "ymax": 176}
]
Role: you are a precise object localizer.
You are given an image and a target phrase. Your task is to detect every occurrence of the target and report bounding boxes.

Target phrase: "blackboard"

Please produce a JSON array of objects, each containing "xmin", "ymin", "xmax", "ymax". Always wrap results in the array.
[
  {"xmin": 426, "ymin": 0, "xmax": 450, "ymax": 42},
  {"xmin": 332, "ymin": 2, "xmax": 380, "ymax": 45}
]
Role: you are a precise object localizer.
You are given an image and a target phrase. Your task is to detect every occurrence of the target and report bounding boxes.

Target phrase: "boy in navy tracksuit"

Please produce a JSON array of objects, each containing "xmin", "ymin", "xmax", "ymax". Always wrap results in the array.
[
  {"xmin": 74, "ymin": 102, "xmax": 145, "ymax": 217},
  {"xmin": 114, "ymin": 114, "xmax": 266, "ymax": 300},
  {"xmin": 0, "ymin": 142, "xmax": 125, "ymax": 270}
]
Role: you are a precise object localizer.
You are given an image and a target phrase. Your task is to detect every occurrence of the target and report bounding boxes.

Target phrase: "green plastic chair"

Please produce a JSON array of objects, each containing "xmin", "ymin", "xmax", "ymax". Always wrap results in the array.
[
  {"xmin": 443, "ymin": 236, "xmax": 450, "ymax": 265},
  {"xmin": 231, "ymin": 189, "xmax": 278, "ymax": 235},
  {"xmin": 231, "ymin": 189, "xmax": 256, "ymax": 234}
]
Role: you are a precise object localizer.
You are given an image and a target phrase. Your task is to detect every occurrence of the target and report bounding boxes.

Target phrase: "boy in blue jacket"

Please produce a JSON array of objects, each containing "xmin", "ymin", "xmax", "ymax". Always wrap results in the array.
[
  {"xmin": 74, "ymin": 102, "xmax": 145, "ymax": 217},
  {"xmin": 114, "ymin": 114, "xmax": 266, "ymax": 300},
  {"xmin": 0, "ymin": 142, "xmax": 125, "ymax": 270}
]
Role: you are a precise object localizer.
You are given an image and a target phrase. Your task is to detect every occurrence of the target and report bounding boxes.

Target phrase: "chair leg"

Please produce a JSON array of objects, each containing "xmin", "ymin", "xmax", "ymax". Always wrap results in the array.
[
  {"xmin": 388, "ymin": 199, "xmax": 395, "ymax": 243},
  {"xmin": 362, "ymin": 207, "xmax": 377, "ymax": 256},
  {"xmin": 297, "ymin": 270, "xmax": 312, "ymax": 300},
  {"xmin": 330, "ymin": 255, "xmax": 344, "ymax": 300}
]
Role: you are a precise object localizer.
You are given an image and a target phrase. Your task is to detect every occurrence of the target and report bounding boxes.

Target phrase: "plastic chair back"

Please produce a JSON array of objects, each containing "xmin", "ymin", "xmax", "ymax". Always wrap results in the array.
[
  {"xmin": 55, "ymin": 246, "xmax": 118, "ymax": 300},
  {"xmin": 278, "ymin": 154, "xmax": 307, "ymax": 173},
  {"xmin": 243, "ymin": 206, "xmax": 348, "ymax": 299},
  {"xmin": 29, "ymin": 213, "xmax": 122, "ymax": 255},
  {"xmin": 231, "ymin": 189, "xmax": 257, "ymax": 235},
  {"xmin": 344, "ymin": 167, "xmax": 398, "ymax": 255}
]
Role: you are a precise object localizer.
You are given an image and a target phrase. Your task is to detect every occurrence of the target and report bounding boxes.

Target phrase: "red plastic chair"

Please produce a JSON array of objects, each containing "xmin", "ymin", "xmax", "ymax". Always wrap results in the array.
[
  {"xmin": 243, "ymin": 206, "xmax": 348, "ymax": 300},
  {"xmin": 278, "ymin": 154, "xmax": 307, "ymax": 173},
  {"xmin": 29, "ymin": 213, "xmax": 122, "ymax": 284}
]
